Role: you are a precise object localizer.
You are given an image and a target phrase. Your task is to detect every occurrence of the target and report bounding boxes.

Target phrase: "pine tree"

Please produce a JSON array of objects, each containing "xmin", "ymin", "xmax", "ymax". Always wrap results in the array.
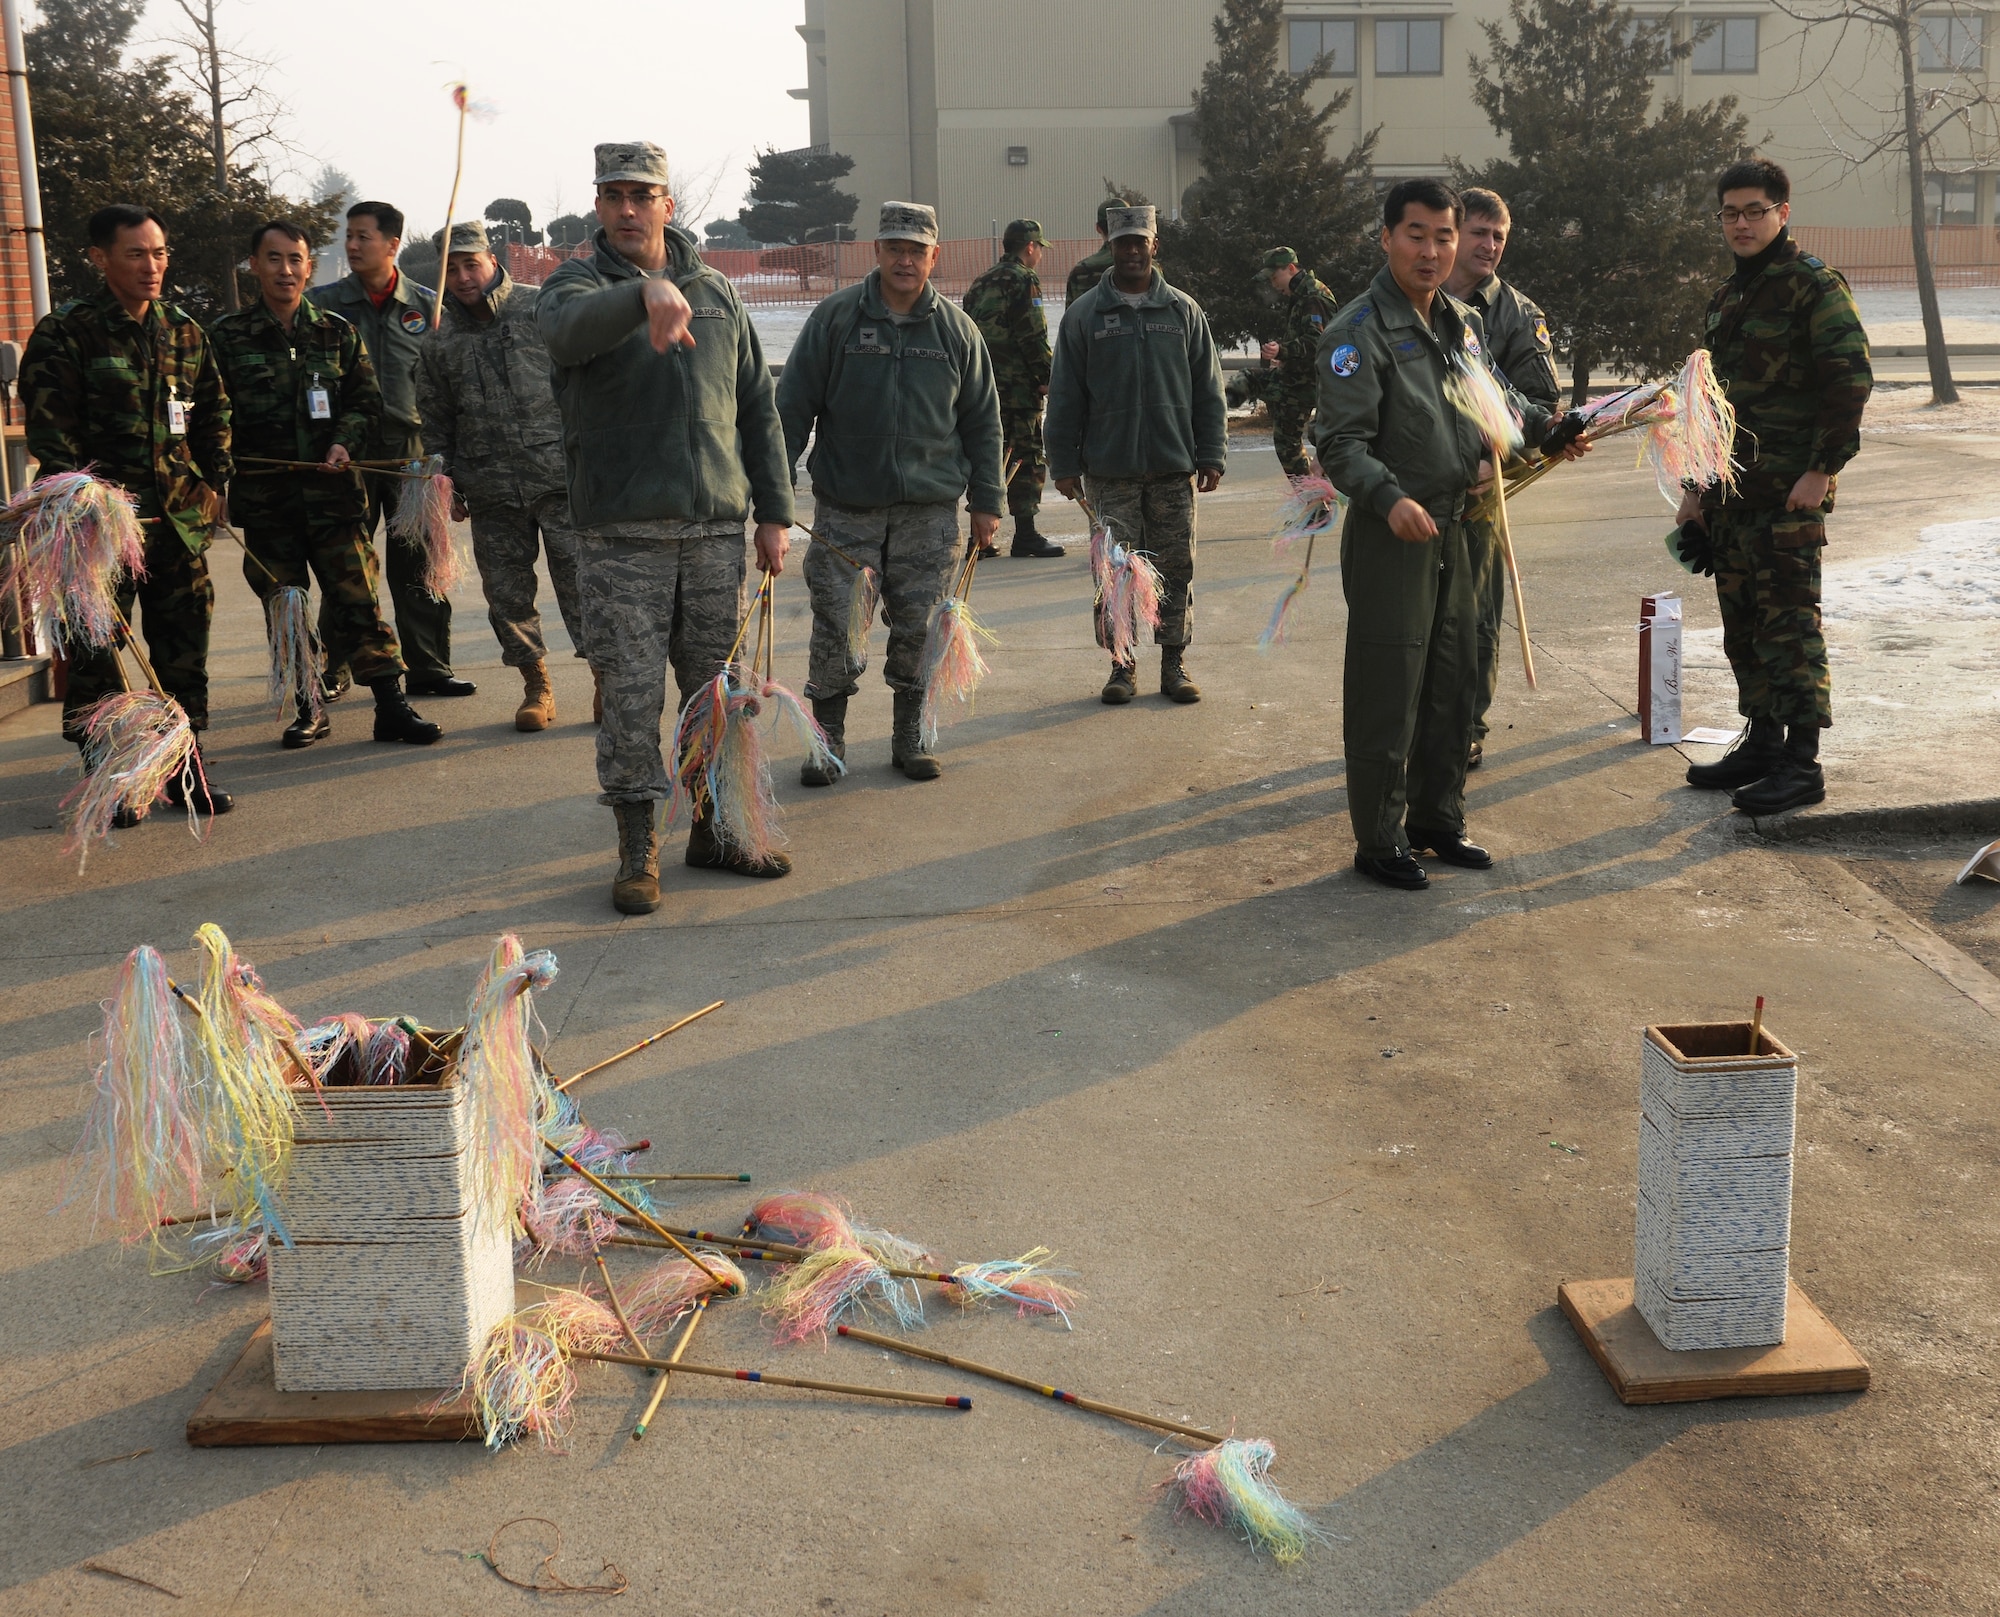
[
  {"xmin": 735, "ymin": 147, "xmax": 859, "ymax": 246},
  {"xmin": 1159, "ymin": 0, "xmax": 1379, "ymax": 345},
  {"xmin": 483, "ymin": 199, "xmax": 541, "ymax": 248},
  {"xmin": 1459, "ymin": 0, "xmax": 1749, "ymax": 400}
]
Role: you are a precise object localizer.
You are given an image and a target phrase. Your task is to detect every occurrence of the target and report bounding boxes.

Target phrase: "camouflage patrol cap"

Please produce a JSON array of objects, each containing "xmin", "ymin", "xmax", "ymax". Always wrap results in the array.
[
  {"xmin": 877, "ymin": 200, "xmax": 939, "ymax": 246},
  {"xmin": 1105, "ymin": 204, "xmax": 1157, "ymax": 242},
  {"xmin": 1258, "ymin": 246, "xmax": 1298, "ymax": 277},
  {"xmin": 595, "ymin": 142, "xmax": 672, "ymax": 189},
  {"xmin": 435, "ymin": 219, "xmax": 491, "ymax": 256},
  {"xmin": 1003, "ymin": 218, "xmax": 1045, "ymax": 251}
]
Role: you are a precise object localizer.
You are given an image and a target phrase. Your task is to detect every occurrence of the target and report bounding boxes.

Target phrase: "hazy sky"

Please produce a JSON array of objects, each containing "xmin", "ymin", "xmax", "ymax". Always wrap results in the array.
[{"xmin": 129, "ymin": 0, "xmax": 811, "ymax": 237}]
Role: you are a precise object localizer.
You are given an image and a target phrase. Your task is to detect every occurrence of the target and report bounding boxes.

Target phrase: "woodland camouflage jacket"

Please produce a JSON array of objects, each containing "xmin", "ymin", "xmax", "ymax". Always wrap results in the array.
[
  {"xmin": 961, "ymin": 254, "xmax": 1052, "ymax": 394},
  {"xmin": 1272, "ymin": 269, "xmax": 1342, "ymax": 400},
  {"xmin": 20, "ymin": 286, "xmax": 232, "ymax": 555},
  {"xmin": 414, "ymin": 268, "xmax": 567, "ymax": 511},
  {"xmin": 1703, "ymin": 233, "xmax": 1872, "ymax": 506},
  {"xmin": 208, "ymin": 297, "xmax": 381, "ymax": 526}
]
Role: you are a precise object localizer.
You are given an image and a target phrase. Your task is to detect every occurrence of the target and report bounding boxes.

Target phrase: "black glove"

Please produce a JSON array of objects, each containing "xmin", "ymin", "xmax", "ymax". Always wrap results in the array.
[
  {"xmin": 1675, "ymin": 519, "xmax": 1716, "ymax": 577},
  {"xmin": 1539, "ymin": 410, "xmax": 1587, "ymax": 458}
]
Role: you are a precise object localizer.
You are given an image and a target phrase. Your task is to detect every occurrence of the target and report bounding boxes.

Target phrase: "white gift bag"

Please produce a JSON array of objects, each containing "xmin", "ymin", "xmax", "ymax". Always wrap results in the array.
[{"xmin": 1639, "ymin": 593, "xmax": 1682, "ymax": 745}]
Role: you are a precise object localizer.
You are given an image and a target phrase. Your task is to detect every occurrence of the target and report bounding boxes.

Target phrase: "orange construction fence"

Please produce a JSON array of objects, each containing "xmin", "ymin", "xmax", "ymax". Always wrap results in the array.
[{"xmin": 1791, "ymin": 225, "xmax": 2000, "ymax": 289}]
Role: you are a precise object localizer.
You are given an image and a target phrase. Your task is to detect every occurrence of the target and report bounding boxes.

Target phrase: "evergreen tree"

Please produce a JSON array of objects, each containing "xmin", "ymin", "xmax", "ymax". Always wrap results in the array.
[
  {"xmin": 736, "ymin": 147, "xmax": 859, "ymax": 246},
  {"xmin": 27, "ymin": 0, "xmax": 334, "ymax": 318},
  {"xmin": 704, "ymin": 217, "xmax": 753, "ymax": 249},
  {"xmin": 483, "ymin": 198, "xmax": 541, "ymax": 247},
  {"xmin": 545, "ymin": 212, "xmax": 595, "ymax": 250},
  {"xmin": 1159, "ymin": 0, "xmax": 1379, "ymax": 345},
  {"xmin": 1459, "ymin": 0, "xmax": 1749, "ymax": 400}
]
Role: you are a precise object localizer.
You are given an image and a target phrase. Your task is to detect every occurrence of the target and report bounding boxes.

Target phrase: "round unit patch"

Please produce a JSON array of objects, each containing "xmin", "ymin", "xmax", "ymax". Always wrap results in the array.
[
  {"xmin": 399, "ymin": 306, "xmax": 429, "ymax": 334},
  {"xmin": 1464, "ymin": 330, "xmax": 1483, "ymax": 357},
  {"xmin": 1329, "ymin": 343, "xmax": 1361, "ymax": 378}
]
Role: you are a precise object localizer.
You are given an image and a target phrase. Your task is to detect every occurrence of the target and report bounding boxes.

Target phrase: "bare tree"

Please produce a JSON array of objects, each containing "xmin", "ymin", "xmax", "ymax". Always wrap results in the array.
[{"xmin": 1771, "ymin": 0, "xmax": 2000, "ymax": 403}]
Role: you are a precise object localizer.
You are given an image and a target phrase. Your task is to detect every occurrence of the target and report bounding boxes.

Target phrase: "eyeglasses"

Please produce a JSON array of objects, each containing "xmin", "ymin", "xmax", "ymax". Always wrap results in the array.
[
  {"xmin": 598, "ymin": 188, "xmax": 667, "ymax": 208},
  {"xmin": 1715, "ymin": 203, "xmax": 1779, "ymax": 224}
]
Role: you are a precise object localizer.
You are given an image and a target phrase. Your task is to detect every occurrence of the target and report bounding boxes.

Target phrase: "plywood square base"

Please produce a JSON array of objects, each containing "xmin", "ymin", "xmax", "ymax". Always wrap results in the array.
[
  {"xmin": 1558, "ymin": 1277, "xmax": 1870, "ymax": 1405},
  {"xmin": 186, "ymin": 1321, "xmax": 479, "ymax": 1446}
]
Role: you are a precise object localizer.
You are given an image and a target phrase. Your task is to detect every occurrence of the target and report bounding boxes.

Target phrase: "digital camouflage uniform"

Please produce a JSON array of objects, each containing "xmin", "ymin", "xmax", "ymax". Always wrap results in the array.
[
  {"xmin": 21, "ymin": 286, "xmax": 232, "ymax": 735},
  {"xmin": 1701, "ymin": 231, "xmax": 1871, "ymax": 730},
  {"xmin": 209, "ymin": 297, "xmax": 402, "ymax": 682},
  {"xmin": 415, "ymin": 261, "xmax": 584, "ymax": 668},
  {"xmin": 309, "ymin": 268, "xmax": 454, "ymax": 680},
  {"xmin": 1457, "ymin": 272, "xmax": 1560, "ymax": 741},
  {"xmin": 1268, "ymin": 268, "xmax": 1341, "ymax": 478},
  {"xmin": 961, "ymin": 251, "xmax": 1051, "ymax": 520}
]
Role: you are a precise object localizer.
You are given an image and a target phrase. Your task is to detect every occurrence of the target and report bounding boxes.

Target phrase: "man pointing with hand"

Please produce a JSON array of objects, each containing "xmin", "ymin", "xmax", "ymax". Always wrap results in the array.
[{"xmin": 540, "ymin": 141, "xmax": 795, "ymax": 915}]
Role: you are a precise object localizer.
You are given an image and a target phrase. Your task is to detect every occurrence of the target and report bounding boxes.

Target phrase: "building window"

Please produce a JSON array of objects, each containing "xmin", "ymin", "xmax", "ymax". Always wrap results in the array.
[
  {"xmin": 1007, "ymin": 146, "xmax": 1029, "ymax": 166},
  {"xmin": 1289, "ymin": 17, "xmax": 1359, "ymax": 76},
  {"xmin": 1375, "ymin": 17, "xmax": 1444, "ymax": 75},
  {"xmin": 1690, "ymin": 16, "xmax": 1759, "ymax": 73},
  {"xmin": 1925, "ymin": 172, "xmax": 1979, "ymax": 223},
  {"xmin": 1919, "ymin": 13, "xmax": 1984, "ymax": 70},
  {"xmin": 1625, "ymin": 15, "xmax": 1676, "ymax": 74}
]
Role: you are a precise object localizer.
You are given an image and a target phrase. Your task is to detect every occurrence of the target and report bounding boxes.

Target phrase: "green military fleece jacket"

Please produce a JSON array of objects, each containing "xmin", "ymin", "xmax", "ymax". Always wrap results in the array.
[
  {"xmin": 415, "ymin": 266, "xmax": 566, "ymax": 512},
  {"xmin": 777, "ymin": 271, "xmax": 1004, "ymax": 514},
  {"xmin": 539, "ymin": 228, "xmax": 793, "ymax": 530},
  {"xmin": 1703, "ymin": 230, "xmax": 1872, "ymax": 511},
  {"xmin": 308, "ymin": 269, "xmax": 435, "ymax": 452},
  {"xmin": 21, "ymin": 286, "xmax": 232, "ymax": 555},
  {"xmin": 208, "ymin": 297, "xmax": 381, "ymax": 526},
  {"xmin": 1313, "ymin": 266, "xmax": 1553, "ymax": 523},
  {"xmin": 1045, "ymin": 269, "xmax": 1228, "ymax": 482}
]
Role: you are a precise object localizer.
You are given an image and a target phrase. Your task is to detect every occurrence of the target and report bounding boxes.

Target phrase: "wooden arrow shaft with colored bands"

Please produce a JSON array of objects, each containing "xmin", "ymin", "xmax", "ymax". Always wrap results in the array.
[{"xmin": 576, "ymin": 1349, "xmax": 971, "ymax": 1409}]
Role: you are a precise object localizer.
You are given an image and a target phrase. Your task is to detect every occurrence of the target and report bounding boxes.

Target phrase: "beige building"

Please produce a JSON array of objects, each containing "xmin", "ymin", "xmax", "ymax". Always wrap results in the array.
[{"xmin": 794, "ymin": 0, "xmax": 1997, "ymax": 242}]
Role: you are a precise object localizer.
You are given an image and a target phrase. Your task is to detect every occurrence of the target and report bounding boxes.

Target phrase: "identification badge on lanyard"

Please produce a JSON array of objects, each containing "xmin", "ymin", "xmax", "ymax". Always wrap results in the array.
[
  {"xmin": 307, "ymin": 375, "xmax": 332, "ymax": 421},
  {"xmin": 166, "ymin": 392, "xmax": 187, "ymax": 437}
]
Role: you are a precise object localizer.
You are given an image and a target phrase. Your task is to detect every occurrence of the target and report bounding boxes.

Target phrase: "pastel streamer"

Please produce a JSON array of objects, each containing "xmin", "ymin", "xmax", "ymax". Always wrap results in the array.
[
  {"xmin": 1445, "ymin": 351, "xmax": 1525, "ymax": 455},
  {"xmin": 846, "ymin": 561, "xmax": 880, "ymax": 666},
  {"xmin": 1269, "ymin": 474, "xmax": 1341, "ymax": 559},
  {"xmin": 59, "ymin": 692, "xmax": 205, "ymax": 868},
  {"xmin": 518, "ymin": 1175, "xmax": 619, "ymax": 1263},
  {"xmin": 458, "ymin": 1313, "xmax": 575, "ymax": 1451},
  {"xmin": 762, "ymin": 1239, "xmax": 926, "ymax": 1342},
  {"xmin": 626, "ymin": 1252, "xmax": 747, "ymax": 1338},
  {"xmin": 262, "ymin": 586, "xmax": 325, "ymax": 725},
  {"xmin": 917, "ymin": 594, "xmax": 995, "ymax": 748},
  {"xmin": 667, "ymin": 665, "xmax": 783, "ymax": 859},
  {"xmin": 1168, "ymin": 1438, "xmax": 1322, "ymax": 1564},
  {"xmin": 458, "ymin": 934, "xmax": 559, "ymax": 1237},
  {"xmin": 391, "ymin": 456, "xmax": 461, "ymax": 596},
  {"xmin": 0, "ymin": 470, "xmax": 146, "ymax": 649},
  {"xmin": 1644, "ymin": 349, "xmax": 1739, "ymax": 503},
  {"xmin": 948, "ymin": 1247, "xmax": 1081, "ymax": 1326},
  {"xmin": 1098, "ymin": 540, "xmax": 1164, "ymax": 667},
  {"xmin": 188, "ymin": 923, "xmax": 301, "ymax": 1244}
]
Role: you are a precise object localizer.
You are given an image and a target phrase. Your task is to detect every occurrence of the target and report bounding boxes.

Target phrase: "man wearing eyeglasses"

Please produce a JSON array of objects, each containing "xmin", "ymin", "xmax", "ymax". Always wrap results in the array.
[
  {"xmin": 539, "ymin": 141, "xmax": 795, "ymax": 915},
  {"xmin": 1678, "ymin": 158, "xmax": 1871, "ymax": 817}
]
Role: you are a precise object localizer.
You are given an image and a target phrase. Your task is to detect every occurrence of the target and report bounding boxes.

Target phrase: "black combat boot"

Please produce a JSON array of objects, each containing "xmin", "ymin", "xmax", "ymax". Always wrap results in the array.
[
  {"xmin": 801, "ymin": 695, "xmax": 847, "ymax": 787},
  {"xmin": 320, "ymin": 666, "xmax": 352, "ymax": 704},
  {"xmin": 1100, "ymin": 662, "xmax": 1137, "ymax": 705},
  {"xmin": 686, "ymin": 808, "xmax": 792, "ymax": 877},
  {"xmin": 370, "ymin": 676, "xmax": 442, "ymax": 745},
  {"xmin": 1009, "ymin": 512, "xmax": 1065, "ymax": 559},
  {"xmin": 1160, "ymin": 646, "xmax": 1201, "ymax": 704},
  {"xmin": 163, "ymin": 740, "xmax": 234, "ymax": 814},
  {"xmin": 1686, "ymin": 716, "xmax": 1781, "ymax": 790},
  {"xmin": 283, "ymin": 697, "xmax": 331, "ymax": 749},
  {"xmin": 890, "ymin": 689, "xmax": 940, "ymax": 780},
  {"xmin": 1732, "ymin": 725, "xmax": 1826, "ymax": 816}
]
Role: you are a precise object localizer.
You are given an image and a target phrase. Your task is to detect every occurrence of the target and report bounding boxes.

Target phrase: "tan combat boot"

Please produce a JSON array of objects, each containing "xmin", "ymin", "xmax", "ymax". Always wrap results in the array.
[
  {"xmin": 611, "ymin": 801, "xmax": 661, "ymax": 914},
  {"xmin": 516, "ymin": 660, "xmax": 555, "ymax": 731}
]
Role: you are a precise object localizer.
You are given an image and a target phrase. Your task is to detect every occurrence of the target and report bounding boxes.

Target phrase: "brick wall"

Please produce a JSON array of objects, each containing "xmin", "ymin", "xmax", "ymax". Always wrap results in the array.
[{"xmin": 0, "ymin": 105, "xmax": 36, "ymax": 348}]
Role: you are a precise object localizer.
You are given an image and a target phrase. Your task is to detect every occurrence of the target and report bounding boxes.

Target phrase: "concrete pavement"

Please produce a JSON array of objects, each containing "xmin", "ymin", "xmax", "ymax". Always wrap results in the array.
[{"xmin": 1, "ymin": 426, "xmax": 1996, "ymax": 1614}]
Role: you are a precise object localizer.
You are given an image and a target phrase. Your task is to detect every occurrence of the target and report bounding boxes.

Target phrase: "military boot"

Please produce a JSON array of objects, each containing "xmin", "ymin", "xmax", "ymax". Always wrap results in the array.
[
  {"xmin": 611, "ymin": 801, "xmax": 661, "ymax": 914},
  {"xmin": 1101, "ymin": 662, "xmax": 1136, "ymax": 705},
  {"xmin": 1686, "ymin": 716, "xmax": 1781, "ymax": 789},
  {"xmin": 1161, "ymin": 646, "xmax": 1201, "ymax": 704},
  {"xmin": 890, "ymin": 690, "xmax": 940, "ymax": 780},
  {"xmin": 1732, "ymin": 725, "xmax": 1826, "ymax": 816},
  {"xmin": 370, "ymin": 675, "xmax": 442, "ymax": 745},
  {"xmin": 1009, "ymin": 512, "xmax": 1065, "ymax": 559},
  {"xmin": 686, "ymin": 808, "xmax": 793, "ymax": 877},
  {"xmin": 516, "ymin": 660, "xmax": 555, "ymax": 732},
  {"xmin": 801, "ymin": 694, "xmax": 847, "ymax": 787},
  {"xmin": 283, "ymin": 698, "xmax": 331, "ymax": 749},
  {"xmin": 163, "ymin": 741, "xmax": 234, "ymax": 815}
]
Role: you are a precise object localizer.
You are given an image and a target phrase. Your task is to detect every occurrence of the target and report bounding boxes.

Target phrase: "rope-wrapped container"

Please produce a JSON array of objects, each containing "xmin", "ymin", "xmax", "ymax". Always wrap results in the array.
[
  {"xmin": 1635, "ymin": 1023, "xmax": 1798, "ymax": 1351},
  {"xmin": 269, "ymin": 1035, "xmax": 514, "ymax": 1391}
]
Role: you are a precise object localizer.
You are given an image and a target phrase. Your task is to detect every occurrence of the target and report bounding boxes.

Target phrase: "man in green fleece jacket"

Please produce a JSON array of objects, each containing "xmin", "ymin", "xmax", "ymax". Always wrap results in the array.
[
  {"xmin": 539, "ymin": 141, "xmax": 795, "ymax": 915},
  {"xmin": 1045, "ymin": 204, "xmax": 1227, "ymax": 706},
  {"xmin": 776, "ymin": 199, "xmax": 1004, "ymax": 784}
]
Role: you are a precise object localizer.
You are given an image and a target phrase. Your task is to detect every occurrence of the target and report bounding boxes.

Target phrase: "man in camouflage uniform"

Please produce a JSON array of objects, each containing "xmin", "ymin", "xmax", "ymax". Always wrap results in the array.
[
  {"xmin": 541, "ymin": 141, "xmax": 795, "ymax": 915},
  {"xmin": 1441, "ymin": 188, "xmax": 1560, "ymax": 768},
  {"xmin": 310, "ymin": 201, "xmax": 470, "ymax": 699},
  {"xmin": 21, "ymin": 203, "xmax": 234, "ymax": 818},
  {"xmin": 779, "ymin": 200, "xmax": 1004, "ymax": 787},
  {"xmin": 1064, "ymin": 197, "xmax": 1120, "ymax": 309},
  {"xmin": 416, "ymin": 220, "xmax": 583, "ymax": 734},
  {"xmin": 211, "ymin": 220, "xmax": 441, "ymax": 749},
  {"xmin": 1047, "ymin": 205, "xmax": 1226, "ymax": 707},
  {"xmin": 1678, "ymin": 158, "xmax": 1871, "ymax": 816},
  {"xmin": 962, "ymin": 218, "xmax": 1063, "ymax": 558},
  {"xmin": 1255, "ymin": 245, "xmax": 1341, "ymax": 478}
]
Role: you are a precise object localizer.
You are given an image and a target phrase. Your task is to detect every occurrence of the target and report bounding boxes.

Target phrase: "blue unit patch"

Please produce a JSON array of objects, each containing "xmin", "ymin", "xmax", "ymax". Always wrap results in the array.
[{"xmin": 1329, "ymin": 343, "xmax": 1361, "ymax": 378}]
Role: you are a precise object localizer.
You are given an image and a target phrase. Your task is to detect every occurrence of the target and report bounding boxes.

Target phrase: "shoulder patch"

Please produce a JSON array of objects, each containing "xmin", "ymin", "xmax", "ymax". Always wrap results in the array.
[
  {"xmin": 1329, "ymin": 343, "xmax": 1361, "ymax": 378},
  {"xmin": 398, "ymin": 306, "xmax": 429, "ymax": 335},
  {"xmin": 1800, "ymin": 254, "xmax": 1826, "ymax": 270},
  {"xmin": 1464, "ymin": 330, "xmax": 1483, "ymax": 357},
  {"xmin": 1533, "ymin": 316, "xmax": 1550, "ymax": 347},
  {"xmin": 54, "ymin": 298, "xmax": 82, "ymax": 317}
]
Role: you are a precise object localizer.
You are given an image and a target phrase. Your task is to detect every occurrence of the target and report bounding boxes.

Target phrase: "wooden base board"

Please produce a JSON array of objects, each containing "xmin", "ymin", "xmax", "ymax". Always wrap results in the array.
[
  {"xmin": 186, "ymin": 1321, "xmax": 480, "ymax": 1446},
  {"xmin": 1558, "ymin": 1277, "xmax": 1870, "ymax": 1405}
]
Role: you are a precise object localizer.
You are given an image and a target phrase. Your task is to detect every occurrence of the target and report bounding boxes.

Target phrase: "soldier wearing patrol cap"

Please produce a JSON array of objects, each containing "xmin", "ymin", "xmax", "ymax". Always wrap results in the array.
[
  {"xmin": 1046, "ymin": 203, "xmax": 1227, "ymax": 707},
  {"xmin": 311, "ymin": 201, "xmax": 472, "ymax": 700},
  {"xmin": 778, "ymin": 200, "xmax": 1005, "ymax": 785},
  {"xmin": 1314, "ymin": 179, "xmax": 1579, "ymax": 892},
  {"xmin": 416, "ymin": 218, "xmax": 585, "ymax": 735},
  {"xmin": 1677, "ymin": 157, "xmax": 1871, "ymax": 817},
  {"xmin": 1440, "ymin": 188, "xmax": 1560, "ymax": 769},
  {"xmin": 1255, "ymin": 246, "xmax": 1341, "ymax": 479},
  {"xmin": 962, "ymin": 218, "xmax": 1062, "ymax": 558},
  {"xmin": 1064, "ymin": 197, "xmax": 1121, "ymax": 309},
  {"xmin": 539, "ymin": 140, "xmax": 795, "ymax": 915}
]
